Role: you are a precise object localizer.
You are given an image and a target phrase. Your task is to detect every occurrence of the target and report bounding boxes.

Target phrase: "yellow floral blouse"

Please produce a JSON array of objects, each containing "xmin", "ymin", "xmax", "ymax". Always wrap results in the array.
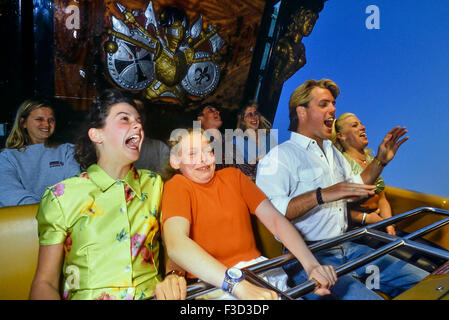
[{"xmin": 37, "ymin": 164, "xmax": 163, "ymax": 300}]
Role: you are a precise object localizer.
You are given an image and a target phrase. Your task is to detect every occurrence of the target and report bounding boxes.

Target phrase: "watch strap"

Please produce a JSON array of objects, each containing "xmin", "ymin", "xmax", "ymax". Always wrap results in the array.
[
  {"xmin": 222, "ymin": 278, "xmax": 234, "ymax": 294},
  {"xmin": 316, "ymin": 187, "xmax": 324, "ymax": 205},
  {"xmin": 222, "ymin": 268, "xmax": 244, "ymax": 294}
]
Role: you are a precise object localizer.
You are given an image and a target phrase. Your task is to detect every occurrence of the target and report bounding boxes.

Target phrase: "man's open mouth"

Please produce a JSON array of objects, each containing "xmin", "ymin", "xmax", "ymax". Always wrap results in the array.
[{"xmin": 324, "ymin": 117, "xmax": 334, "ymax": 128}]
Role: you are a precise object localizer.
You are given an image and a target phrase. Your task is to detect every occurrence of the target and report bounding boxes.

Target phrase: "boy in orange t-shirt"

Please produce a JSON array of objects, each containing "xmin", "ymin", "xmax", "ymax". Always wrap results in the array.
[{"xmin": 162, "ymin": 128, "xmax": 337, "ymax": 300}]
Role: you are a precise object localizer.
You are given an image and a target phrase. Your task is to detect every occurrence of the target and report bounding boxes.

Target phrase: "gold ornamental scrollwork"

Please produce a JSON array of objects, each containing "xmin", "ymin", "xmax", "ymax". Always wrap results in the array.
[
  {"xmin": 104, "ymin": 1, "xmax": 226, "ymax": 103},
  {"xmin": 273, "ymin": 7, "xmax": 319, "ymax": 83}
]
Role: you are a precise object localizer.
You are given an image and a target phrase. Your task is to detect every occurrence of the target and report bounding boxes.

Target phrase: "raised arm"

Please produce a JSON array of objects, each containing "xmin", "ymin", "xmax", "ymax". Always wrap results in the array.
[
  {"xmin": 163, "ymin": 216, "xmax": 277, "ymax": 300},
  {"xmin": 255, "ymin": 199, "xmax": 337, "ymax": 295},
  {"xmin": 360, "ymin": 126, "xmax": 408, "ymax": 185},
  {"xmin": 29, "ymin": 243, "xmax": 64, "ymax": 300}
]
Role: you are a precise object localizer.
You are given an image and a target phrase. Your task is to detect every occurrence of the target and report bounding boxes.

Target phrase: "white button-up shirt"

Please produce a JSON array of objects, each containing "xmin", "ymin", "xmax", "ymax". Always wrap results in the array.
[{"xmin": 256, "ymin": 132, "xmax": 363, "ymax": 241}]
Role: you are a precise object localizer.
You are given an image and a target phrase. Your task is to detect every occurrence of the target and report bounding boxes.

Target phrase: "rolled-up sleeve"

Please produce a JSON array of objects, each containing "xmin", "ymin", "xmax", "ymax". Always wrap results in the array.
[
  {"xmin": 256, "ymin": 149, "xmax": 292, "ymax": 216},
  {"xmin": 351, "ymin": 172, "xmax": 364, "ymax": 184}
]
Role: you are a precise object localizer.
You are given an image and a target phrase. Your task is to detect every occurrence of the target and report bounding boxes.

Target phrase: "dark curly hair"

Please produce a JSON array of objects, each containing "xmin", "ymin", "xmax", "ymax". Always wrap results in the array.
[{"xmin": 74, "ymin": 89, "xmax": 143, "ymax": 171}]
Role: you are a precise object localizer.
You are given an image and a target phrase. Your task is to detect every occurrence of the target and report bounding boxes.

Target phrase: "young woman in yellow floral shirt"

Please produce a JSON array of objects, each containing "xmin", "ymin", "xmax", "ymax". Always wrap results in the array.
[{"xmin": 29, "ymin": 89, "xmax": 186, "ymax": 300}]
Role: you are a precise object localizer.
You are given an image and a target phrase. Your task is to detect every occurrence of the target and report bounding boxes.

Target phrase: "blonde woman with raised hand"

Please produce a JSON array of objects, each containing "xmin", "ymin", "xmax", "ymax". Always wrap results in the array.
[{"xmin": 332, "ymin": 112, "xmax": 396, "ymax": 235}]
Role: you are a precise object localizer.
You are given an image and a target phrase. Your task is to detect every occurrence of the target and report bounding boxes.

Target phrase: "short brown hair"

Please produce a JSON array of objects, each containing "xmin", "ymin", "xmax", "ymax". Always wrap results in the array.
[{"xmin": 288, "ymin": 79, "xmax": 340, "ymax": 132}]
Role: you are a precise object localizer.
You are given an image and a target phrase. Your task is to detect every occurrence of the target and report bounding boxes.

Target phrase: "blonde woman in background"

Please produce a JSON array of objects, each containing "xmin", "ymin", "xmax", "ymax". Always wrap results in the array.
[
  {"xmin": 0, "ymin": 99, "xmax": 80, "ymax": 207},
  {"xmin": 233, "ymin": 103, "xmax": 277, "ymax": 181},
  {"xmin": 332, "ymin": 112, "xmax": 396, "ymax": 235}
]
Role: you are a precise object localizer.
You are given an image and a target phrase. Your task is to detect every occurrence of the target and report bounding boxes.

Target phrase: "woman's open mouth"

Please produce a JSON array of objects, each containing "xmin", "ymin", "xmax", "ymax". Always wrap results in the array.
[{"xmin": 125, "ymin": 134, "xmax": 141, "ymax": 150}]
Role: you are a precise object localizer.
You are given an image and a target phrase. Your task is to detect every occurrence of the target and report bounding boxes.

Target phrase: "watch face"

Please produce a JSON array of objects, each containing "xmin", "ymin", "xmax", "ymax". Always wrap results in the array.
[{"xmin": 227, "ymin": 268, "xmax": 243, "ymax": 280}]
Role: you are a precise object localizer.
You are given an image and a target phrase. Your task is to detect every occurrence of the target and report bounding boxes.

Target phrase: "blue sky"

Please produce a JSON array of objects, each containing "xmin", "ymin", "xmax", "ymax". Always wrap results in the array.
[{"xmin": 273, "ymin": 0, "xmax": 449, "ymax": 197}]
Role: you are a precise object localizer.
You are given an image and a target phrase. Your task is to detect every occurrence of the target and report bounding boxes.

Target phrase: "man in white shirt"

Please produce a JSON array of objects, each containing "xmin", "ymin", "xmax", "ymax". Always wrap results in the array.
[{"xmin": 256, "ymin": 79, "xmax": 428, "ymax": 299}]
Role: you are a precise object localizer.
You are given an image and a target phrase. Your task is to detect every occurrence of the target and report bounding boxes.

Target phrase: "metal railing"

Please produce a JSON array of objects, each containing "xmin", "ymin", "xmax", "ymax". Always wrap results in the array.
[{"xmin": 186, "ymin": 207, "xmax": 449, "ymax": 300}]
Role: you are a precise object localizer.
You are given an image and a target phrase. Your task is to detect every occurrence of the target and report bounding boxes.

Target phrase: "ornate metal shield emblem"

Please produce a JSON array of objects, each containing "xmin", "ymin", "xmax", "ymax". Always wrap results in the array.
[
  {"xmin": 104, "ymin": 1, "xmax": 225, "ymax": 102},
  {"xmin": 106, "ymin": 27, "xmax": 155, "ymax": 90},
  {"xmin": 181, "ymin": 51, "xmax": 220, "ymax": 96}
]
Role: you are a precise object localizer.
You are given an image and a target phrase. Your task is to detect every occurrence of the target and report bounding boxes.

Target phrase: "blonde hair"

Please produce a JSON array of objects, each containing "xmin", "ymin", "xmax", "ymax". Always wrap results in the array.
[
  {"xmin": 163, "ymin": 127, "xmax": 209, "ymax": 181},
  {"xmin": 236, "ymin": 103, "xmax": 272, "ymax": 132},
  {"xmin": 332, "ymin": 112, "xmax": 372, "ymax": 156},
  {"xmin": 6, "ymin": 99, "xmax": 56, "ymax": 150},
  {"xmin": 288, "ymin": 79, "xmax": 340, "ymax": 132}
]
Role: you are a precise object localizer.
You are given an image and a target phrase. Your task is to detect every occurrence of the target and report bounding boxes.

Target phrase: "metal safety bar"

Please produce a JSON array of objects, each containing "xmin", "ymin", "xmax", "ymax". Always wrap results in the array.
[{"xmin": 186, "ymin": 207, "xmax": 449, "ymax": 300}]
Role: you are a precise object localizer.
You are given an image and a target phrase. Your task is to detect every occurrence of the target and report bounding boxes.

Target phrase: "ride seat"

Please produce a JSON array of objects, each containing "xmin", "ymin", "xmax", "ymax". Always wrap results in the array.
[
  {"xmin": 251, "ymin": 215, "xmax": 283, "ymax": 258},
  {"xmin": 0, "ymin": 203, "xmax": 40, "ymax": 300}
]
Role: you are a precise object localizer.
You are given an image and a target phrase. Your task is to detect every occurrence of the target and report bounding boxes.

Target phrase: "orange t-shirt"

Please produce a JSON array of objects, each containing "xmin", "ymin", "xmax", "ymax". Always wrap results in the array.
[{"xmin": 162, "ymin": 167, "xmax": 266, "ymax": 268}]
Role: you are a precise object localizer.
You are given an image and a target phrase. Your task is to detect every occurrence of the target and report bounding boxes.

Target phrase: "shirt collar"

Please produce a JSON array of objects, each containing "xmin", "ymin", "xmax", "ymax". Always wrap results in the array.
[
  {"xmin": 123, "ymin": 165, "xmax": 142, "ymax": 199},
  {"xmin": 290, "ymin": 131, "xmax": 312, "ymax": 149},
  {"xmin": 290, "ymin": 131, "xmax": 334, "ymax": 153},
  {"xmin": 86, "ymin": 164, "xmax": 142, "ymax": 199}
]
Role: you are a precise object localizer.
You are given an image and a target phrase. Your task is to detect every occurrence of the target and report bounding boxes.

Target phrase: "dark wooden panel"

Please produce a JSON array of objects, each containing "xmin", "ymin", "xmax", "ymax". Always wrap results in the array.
[{"xmin": 53, "ymin": 0, "xmax": 266, "ymax": 114}]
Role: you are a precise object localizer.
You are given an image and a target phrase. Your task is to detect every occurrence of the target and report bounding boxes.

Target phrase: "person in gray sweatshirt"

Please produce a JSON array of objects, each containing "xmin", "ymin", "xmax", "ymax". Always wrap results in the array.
[{"xmin": 0, "ymin": 99, "xmax": 80, "ymax": 207}]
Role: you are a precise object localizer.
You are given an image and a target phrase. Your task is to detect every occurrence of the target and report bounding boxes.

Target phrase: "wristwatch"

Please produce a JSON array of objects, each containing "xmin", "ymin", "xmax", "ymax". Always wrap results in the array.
[{"xmin": 222, "ymin": 267, "xmax": 245, "ymax": 294}]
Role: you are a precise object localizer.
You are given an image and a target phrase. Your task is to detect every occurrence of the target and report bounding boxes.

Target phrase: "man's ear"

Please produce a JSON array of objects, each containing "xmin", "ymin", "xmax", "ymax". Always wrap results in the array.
[
  {"xmin": 88, "ymin": 128, "xmax": 103, "ymax": 144},
  {"xmin": 170, "ymin": 154, "xmax": 181, "ymax": 170},
  {"xmin": 296, "ymin": 105, "xmax": 307, "ymax": 120}
]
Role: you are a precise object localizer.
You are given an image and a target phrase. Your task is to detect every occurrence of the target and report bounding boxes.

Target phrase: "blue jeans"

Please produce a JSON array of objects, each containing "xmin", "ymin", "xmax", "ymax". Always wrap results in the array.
[{"xmin": 283, "ymin": 241, "xmax": 429, "ymax": 300}]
